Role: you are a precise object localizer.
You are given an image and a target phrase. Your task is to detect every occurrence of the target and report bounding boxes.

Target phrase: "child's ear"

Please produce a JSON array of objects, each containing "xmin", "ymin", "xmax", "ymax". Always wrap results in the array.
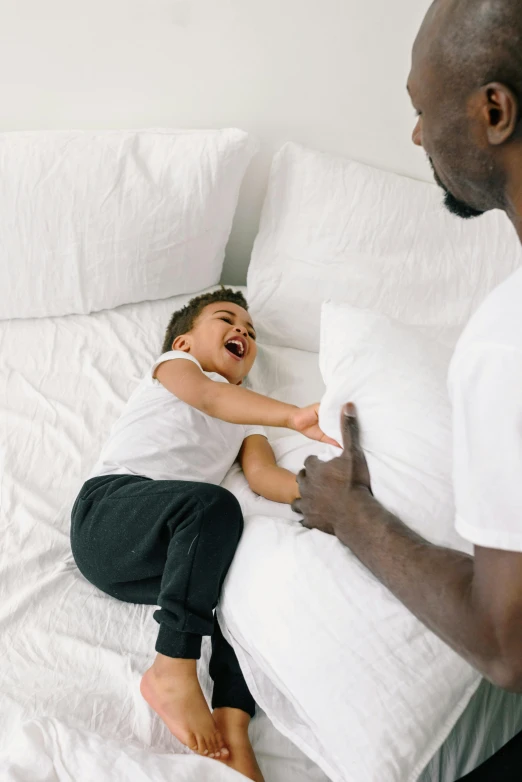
[{"xmin": 172, "ymin": 334, "xmax": 191, "ymax": 353}]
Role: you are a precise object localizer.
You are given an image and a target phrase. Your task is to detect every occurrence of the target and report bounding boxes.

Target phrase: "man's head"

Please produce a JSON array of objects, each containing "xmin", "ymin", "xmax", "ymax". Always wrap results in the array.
[
  {"xmin": 162, "ymin": 288, "xmax": 257, "ymax": 385},
  {"xmin": 408, "ymin": 0, "xmax": 522, "ymax": 220}
]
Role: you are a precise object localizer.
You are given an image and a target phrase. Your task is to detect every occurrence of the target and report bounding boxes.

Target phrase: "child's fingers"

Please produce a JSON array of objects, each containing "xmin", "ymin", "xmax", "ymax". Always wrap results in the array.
[
  {"xmin": 305, "ymin": 425, "xmax": 340, "ymax": 448},
  {"xmin": 322, "ymin": 434, "xmax": 341, "ymax": 448}
]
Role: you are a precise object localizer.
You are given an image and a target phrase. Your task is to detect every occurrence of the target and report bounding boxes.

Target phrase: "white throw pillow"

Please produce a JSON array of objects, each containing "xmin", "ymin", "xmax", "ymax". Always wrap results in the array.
[
  {"xmin": 247, "ymin": 142, "xmax": 522, "ymax": 351},
  {"xmin": 0, "ymin": 129, "xmax": 257, "ymax": 319},
  {"xmin": 219, "ymin": 302, "xmax": 480, "ymax": 782},
  {"xmin": 319, "ymin": 300, "xmax": 470, "ymax": 552},
  {"xmin": 221, "ymin": 501, "xmax": 479, "ymax": 782}
]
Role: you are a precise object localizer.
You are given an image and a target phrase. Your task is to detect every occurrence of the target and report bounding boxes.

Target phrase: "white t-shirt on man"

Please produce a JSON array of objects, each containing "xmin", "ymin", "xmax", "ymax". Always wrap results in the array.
[
  {"xmin": 448, "ymin": 265, "xmax": 522, "ymax": 552},
  {"xmin": 89, "ymin": 351, "xmax": 266, "ymax": 485}
]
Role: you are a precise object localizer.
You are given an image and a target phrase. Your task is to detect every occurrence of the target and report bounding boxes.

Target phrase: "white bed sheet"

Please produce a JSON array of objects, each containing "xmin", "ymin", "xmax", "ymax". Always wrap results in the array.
[
  {"xmin": 0, "ymin": 288, "xmax": 326, "ymax": 782},
  {"xmin": 1, "ymin": 718, "xmax": 246, "ymax": 782},
  {"xmin": 1, "ymin": 290, "xmax": 520, "ymax": 782}
]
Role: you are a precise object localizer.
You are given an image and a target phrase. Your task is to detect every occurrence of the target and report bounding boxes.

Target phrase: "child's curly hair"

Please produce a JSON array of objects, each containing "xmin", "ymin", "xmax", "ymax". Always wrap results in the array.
[{"xmin": 161, "ymin": 288, "xmax": 248, "ymax": 353}]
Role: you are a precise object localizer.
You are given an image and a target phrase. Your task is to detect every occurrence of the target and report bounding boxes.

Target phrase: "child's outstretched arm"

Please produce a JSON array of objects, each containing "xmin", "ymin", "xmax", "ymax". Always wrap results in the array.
[
  {"xmin": 239, "ymin": 435, "xmax": 299, "ymax": 505},
  {"xmin": 155, "ymin": 358, "xmax": 338, "ymax": 446}
]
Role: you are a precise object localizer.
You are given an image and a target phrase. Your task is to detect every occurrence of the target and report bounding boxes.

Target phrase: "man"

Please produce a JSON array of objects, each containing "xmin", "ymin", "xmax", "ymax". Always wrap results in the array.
[{"xmin": 293, "ymin": 0, "xmax": 522, "ymax": 778}]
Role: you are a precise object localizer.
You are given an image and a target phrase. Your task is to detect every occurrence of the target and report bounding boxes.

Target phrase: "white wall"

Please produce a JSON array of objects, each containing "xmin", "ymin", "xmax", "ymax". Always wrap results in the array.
[{"xmin": 0, "ymin": 0, "xmax": 433, "ymax": 284}]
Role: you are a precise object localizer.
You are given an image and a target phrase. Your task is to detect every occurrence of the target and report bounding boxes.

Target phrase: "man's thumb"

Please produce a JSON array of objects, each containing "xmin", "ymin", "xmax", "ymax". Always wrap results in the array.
[
  {"xmin": 341, "ymin": 402, "xmax": 358, "ymax": 457},
  {"xmin": 342, "ymin": 402, "xmax": 372, "ymax": 490}
]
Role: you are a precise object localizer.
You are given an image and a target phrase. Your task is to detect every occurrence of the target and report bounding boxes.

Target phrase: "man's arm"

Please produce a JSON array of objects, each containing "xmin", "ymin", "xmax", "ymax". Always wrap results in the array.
[
  {"xmin": 336, "ymin": 490, "xmax": 522, "ymax": 691},
  {"xmin": 240, "ymin": 434, "xmax": 299, "ymax": 504},
  {"xmin": 293, "ymin": 406, "xmax": 522, "ymax": 692}
]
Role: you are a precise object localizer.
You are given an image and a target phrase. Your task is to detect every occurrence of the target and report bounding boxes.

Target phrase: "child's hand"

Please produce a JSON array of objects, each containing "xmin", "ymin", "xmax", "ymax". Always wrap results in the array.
[{"xmin": 288, "ymin": 403, "xmax": 340, "ymax": 447}]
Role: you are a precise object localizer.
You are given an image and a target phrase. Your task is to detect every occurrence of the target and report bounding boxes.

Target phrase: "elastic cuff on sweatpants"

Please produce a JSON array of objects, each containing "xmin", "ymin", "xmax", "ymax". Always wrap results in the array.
[
  {"xmin": 211, "ymin": 675, "xmax": 256, "ymax": 718},
  {"xmin": 155, "ymin": 624, "xmax": 202, "ymax": 659}
]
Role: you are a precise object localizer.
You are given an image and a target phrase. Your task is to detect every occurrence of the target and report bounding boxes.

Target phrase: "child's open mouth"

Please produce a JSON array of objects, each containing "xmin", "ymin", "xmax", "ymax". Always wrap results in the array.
[{"xmin": 224, "ymin": 338, "xmax": 246, "ymax": 360}]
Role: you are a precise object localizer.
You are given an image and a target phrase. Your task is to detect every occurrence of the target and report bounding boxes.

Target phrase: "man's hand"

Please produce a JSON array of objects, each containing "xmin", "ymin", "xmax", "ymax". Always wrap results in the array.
[
  {"xmin": 291, "ymin": 403, "xmax": 372, "ymax": 533},
  {"xmin": 287, "ymin": 403, "xmax": 341, "ymax": 447}
]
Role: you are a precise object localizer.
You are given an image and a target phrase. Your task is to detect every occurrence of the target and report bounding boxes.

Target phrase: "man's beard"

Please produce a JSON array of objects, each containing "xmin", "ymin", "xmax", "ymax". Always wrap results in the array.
[{"xmin": 429, "ymin": 158, "xmax": 485, "ymax": 219}]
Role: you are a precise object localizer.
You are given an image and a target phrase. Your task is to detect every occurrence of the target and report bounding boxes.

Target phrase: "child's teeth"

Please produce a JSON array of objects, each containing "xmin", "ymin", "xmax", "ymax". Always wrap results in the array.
[{"xmin": 226, "ymin": 338, "xmax": 244, "ymax": 357}]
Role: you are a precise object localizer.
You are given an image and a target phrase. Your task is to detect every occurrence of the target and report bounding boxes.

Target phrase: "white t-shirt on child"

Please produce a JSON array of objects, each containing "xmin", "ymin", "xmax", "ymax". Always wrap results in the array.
[{"xmin": 89, "ymin": 351, "xmax": 266, "ymax": 484}]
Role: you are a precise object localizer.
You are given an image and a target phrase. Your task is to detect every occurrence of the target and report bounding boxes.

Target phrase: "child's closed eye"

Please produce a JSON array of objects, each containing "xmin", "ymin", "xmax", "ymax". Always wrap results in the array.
[{"xmin": 220, "ymin": 316, "xmax": 256, "ymax": 340}]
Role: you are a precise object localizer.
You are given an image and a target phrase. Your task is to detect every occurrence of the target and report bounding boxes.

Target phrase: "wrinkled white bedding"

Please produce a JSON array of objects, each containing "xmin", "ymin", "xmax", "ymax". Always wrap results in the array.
[
  {"xmin": 1, "ymin": 718, "xmax": 246, "ymax": 782},
  {"xmin": 0, "ymin": 129, "xmax": 256, "ymax": 320},
  {"xmin": 0, "ymin": 289, "xmax": 328, "ymax": 782},
  {"xmin": 2, "ymin": 289, "xmax": 521, "ymax": 781}
]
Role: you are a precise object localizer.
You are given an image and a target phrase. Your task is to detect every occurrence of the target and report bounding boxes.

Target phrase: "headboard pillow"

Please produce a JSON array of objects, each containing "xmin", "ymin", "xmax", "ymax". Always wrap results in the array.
[
  {"xmin": 247, "ymin": 142, "xmax": 522, "ymax": 351},
  {"xmin": 0, "ymin": 129, "xmax": 256, "ymax": 319}
]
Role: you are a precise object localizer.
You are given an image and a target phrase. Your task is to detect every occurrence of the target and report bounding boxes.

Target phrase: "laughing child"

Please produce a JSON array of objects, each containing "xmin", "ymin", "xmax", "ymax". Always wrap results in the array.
[{"xmin": 70, "ymin": 289, "xmax": 335, "ymax": 781}]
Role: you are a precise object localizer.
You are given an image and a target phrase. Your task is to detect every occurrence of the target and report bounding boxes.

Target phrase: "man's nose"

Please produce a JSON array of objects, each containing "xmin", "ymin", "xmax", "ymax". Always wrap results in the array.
[{"xmin": 412, "ymin": 118, "xmax": 423, "ymax": 147}]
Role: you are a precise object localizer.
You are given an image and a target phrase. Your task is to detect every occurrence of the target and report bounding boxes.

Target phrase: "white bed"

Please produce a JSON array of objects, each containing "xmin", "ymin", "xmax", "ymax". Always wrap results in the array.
[
  {"xmin": 1, "ymin": 293, "xmax": 522, "ymax": 782},
  {"xmin": 2, "ymin": 131, "xmax": 522, "ymax": 782}
]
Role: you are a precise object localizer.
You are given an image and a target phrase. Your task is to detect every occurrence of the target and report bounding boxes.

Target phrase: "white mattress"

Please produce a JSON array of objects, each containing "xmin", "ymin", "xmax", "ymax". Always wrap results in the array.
[{"xmin": 1, "ymin": 290, "xmax": 521, "ymax": 781}]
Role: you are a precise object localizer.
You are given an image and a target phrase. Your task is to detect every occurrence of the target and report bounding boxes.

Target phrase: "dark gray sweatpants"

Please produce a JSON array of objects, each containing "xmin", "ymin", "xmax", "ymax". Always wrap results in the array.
[{"xmin": 70, "ymin": 474, "xmax": 255, "ymax": 716}]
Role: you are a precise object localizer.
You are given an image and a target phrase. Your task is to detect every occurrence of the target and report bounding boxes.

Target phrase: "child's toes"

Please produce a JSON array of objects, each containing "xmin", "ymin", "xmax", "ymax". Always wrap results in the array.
[
  {"xmin": 186, "ymin": 733, "xmax": 198, "ymax": 754},
  {"xmin": 215, "ymin": 730, "xmax": 229, "ymax": 757},
  {"xmin": 209, "ymin": 733, "xmax": 221, "ymax": 758},
  {"xmin": 206, "ymin": 736, "xmax": 216, "ymax": 758},
  {"xmin": 195, "ymin": 734, "xmax": 209, "ymax": 756}
]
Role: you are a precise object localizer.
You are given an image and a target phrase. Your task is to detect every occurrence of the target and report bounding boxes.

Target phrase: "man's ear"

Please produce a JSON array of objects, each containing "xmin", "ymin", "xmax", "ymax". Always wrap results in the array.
[
  {"xmin": 480, "ymin": 82, "xmax": 519, "ymax": 145},
  {"xmin": 172, "ymin": 335, "xmax": 191, "ymax": 353}
]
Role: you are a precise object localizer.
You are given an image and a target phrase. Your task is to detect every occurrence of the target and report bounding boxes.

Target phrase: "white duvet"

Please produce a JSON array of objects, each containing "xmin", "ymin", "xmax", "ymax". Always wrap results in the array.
[
  {"xmin": 2, "ymin": 718, "xmax": 245, "ymax": 782},
  {"xmin": 0, "ymin": 289, "xmax": 329, "ymax": 782}
]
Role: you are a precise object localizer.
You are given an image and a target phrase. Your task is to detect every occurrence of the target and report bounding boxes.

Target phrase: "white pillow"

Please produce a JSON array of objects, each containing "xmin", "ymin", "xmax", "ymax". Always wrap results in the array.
[
  {"xmin": 319, "ymin": 300, "xmax": 470, "ymax": 552},
  {"xmin": 221, "ymin": 502, "xmax": 479, "ymax": 782},
  {"xmin": 219, "ymin": 302, "xmax": 480, "ymax": 782},
  {"xmin": 0, "ymin": 129, "xmax": 257, "ymax": 319},
  {"xmin": 247, "ymin": 142, "xmax": 522, "ymax": 351}
]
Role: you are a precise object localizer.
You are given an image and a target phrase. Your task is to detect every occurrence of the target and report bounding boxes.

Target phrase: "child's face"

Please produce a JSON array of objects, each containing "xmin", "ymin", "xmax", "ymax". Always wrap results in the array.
[{"xmin": 172, "ymin": 301, "xmax": 258, "ymax": 384}]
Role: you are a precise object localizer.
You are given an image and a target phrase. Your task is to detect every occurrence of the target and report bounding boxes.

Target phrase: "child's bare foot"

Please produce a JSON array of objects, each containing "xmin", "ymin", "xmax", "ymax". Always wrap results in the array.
[
  {"xmin": 212, "ymin": 707, "xmax": 265, "ymax": 782},
  {"xmin": 140, "ymin": 654, "xmax": 229, "ymax": 759}
]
